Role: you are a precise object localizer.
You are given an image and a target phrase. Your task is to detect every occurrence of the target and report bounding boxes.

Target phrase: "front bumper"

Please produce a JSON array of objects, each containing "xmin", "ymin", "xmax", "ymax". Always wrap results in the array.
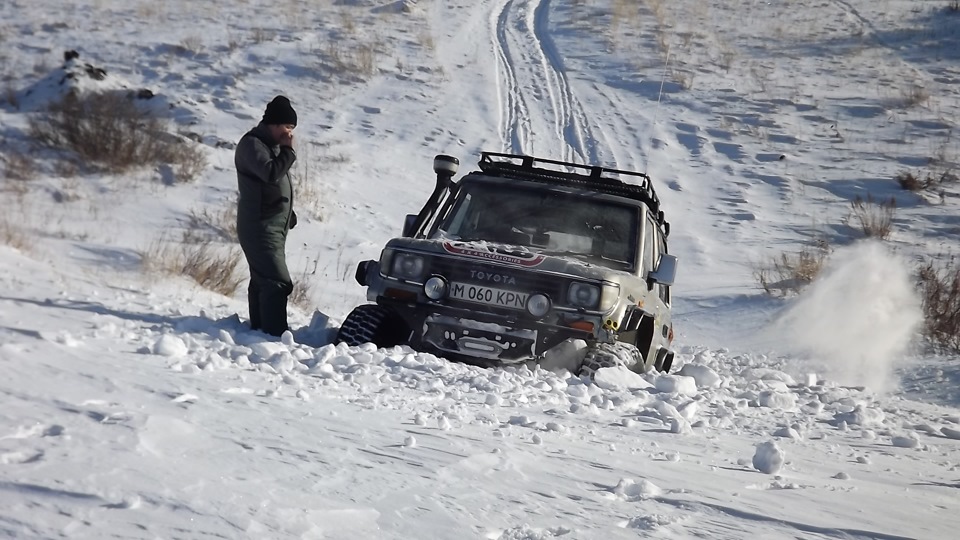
[{"xmin": 378, "ymin": 297, "xmax": 593, "ymax": 367}]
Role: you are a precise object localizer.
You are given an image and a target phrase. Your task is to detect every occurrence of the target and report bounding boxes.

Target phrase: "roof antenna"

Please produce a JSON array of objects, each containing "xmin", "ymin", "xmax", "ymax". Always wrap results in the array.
[{"xmin": 653, "ymin": 47, "xmax": 671, "ymax": 127}]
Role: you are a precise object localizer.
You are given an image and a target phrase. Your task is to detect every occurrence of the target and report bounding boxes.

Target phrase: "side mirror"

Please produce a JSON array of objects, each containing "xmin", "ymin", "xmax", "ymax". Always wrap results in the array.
[
  {"xmin": 649, "ymin": 254, "xmax": 678, "ymax": 286},
  {"xmin": 402, "ymin": 214, "xmax": 417, "ymax": 237},
  {"xmin": 355, "ymin": 260, "xmax": 371, "ymax": 286}
]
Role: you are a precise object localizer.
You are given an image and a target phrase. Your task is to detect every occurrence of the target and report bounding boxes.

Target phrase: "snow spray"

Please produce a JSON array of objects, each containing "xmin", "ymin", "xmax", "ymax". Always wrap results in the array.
[{"xmin": 769, "ymin": 241, "xmax": 922, "ymax": 392}]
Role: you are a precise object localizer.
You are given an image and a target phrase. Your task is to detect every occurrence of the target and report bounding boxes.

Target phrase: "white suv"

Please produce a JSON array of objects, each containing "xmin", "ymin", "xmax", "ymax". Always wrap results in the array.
[{"xmin": 337, "ymin": 152, "xmax": 678, "ymax": 376}]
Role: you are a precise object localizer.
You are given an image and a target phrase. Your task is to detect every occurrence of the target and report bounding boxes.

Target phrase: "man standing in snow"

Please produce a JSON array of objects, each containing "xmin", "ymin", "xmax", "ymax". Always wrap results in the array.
[{"xmin": 235, "ymin": 95, "xmax": 299, "ymax": 336}]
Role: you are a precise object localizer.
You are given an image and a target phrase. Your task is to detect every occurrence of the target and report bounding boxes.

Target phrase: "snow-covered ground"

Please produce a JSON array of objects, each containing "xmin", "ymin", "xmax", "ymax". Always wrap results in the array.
[{"xmin": 1, "ymin": 0, "xmax": 959, "ymax": 538}]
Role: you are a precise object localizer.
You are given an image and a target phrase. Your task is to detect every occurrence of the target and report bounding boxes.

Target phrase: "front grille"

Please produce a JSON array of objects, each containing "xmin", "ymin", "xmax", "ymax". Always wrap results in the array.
[{"xmin": 429, "ymin": 257, "xmax": 567, "ymax": 305}]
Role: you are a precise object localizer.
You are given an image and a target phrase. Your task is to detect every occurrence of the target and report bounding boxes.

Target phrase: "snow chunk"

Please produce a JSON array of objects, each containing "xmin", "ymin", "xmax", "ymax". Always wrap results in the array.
[
  {"xmin": 773, "ymin": 426, "xmax": 802, "ymax": 440},
  {"xmin": 625, "ymin": 514, "xmax": 682, "ymax": 530},
  {"xmin": 832, "ymin": 405, "xmax": 885, "ymax": 427},
  {"xmin": 670, "ymin": 417, "xmax": 693, "ymax": 435},
  {"xmin": 151, "ymin": 335, "xmax": 188, "ymax": 357},
  {"xmin": 941, "ymin": 427, "xmax": 960, "ymax": 440},
  {"xmin": 403, "ymin": 435, "xmax": 416, "ymax": 448},
  {"xmin": 752, "ymin": 441, "xmax": 785, "ymax": 474},
  {"xmin": 654, "ymin": 375, "xmax": 698, "ymax": 397},
  {"xmin": 677, "ymin": 364, "xmax": 721, "ymax": 388},
  {"xmin": 613, "ymin": 478, "xmax": 662, "ymax": 501},
  {"xmin": 742, "ymin": 368, "xmax": 796, "ymax": 385},
  {"xmin": 891, "ymin": 433, "xmax": 920, "ymax": 449},
  {"xmin": 248, "ymin": 341, "xmax": 287, "ymax": 362},
  {"xmin": 758, "ymin": 391, "xmax": 797, "ymax": 410}
]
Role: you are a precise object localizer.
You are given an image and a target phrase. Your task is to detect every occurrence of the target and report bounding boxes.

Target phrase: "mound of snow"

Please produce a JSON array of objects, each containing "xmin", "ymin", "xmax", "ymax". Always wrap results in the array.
[
  {"xmin": 593, "ymin": 365, "xmax": 654, "ymax": 391},
  {"xmin": 753, "ymin": 441, "xmax": 785, "ymax": 474}
]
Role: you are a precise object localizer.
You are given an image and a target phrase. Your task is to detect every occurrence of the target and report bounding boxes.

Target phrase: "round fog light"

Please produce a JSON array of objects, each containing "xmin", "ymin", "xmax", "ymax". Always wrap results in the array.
[
  {"xmin": 527, "ymin": 293, "xmax": 551, "ymax": 318},
  {"xmin": 424, "ymin": 276, "xmax": 448, "ymax": 300}
]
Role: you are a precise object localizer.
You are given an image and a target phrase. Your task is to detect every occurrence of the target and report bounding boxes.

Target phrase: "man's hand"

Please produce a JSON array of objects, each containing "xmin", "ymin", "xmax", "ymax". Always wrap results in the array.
[{"xmin": 278, "ymin": 132, "xmax": 295, "ymax": 148}]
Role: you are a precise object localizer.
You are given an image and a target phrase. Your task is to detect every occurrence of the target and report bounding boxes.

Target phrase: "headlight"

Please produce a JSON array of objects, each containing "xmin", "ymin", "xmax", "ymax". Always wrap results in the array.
[
  {"xmin": 391, "ymin": 252, "xmax": 426, "ymax": 280},
  {"xmin": 527, "ymin": 293, "xmax": 551, "ymax": 318},
  {"xmin": 567, "ymin": 282, "xmax": 600, "ymax": 309},
  {"xmin": 424, "ymin": 276, "xmax": 448, "ymax": 300}
]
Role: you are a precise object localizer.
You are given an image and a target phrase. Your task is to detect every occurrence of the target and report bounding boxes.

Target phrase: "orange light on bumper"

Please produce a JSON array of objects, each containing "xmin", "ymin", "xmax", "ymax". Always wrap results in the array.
[{"xmin": 568, "ymin": 320, "xmax": 595, "ymax": 333}]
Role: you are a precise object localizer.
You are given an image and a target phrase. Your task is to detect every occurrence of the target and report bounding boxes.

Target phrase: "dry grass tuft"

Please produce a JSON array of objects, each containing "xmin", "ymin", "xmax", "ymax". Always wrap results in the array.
[
  {"xmin": 898, "ymin": 84, "xmax": 929, "ymax": 109},
  {"xmin": 0, "ymin": 216, "xmax": 29, "ymax": 251},
  {"xmin": 917, "ymin": 255, "xmax": 960, "ymax": 353},
  {"xmin": 850, "ymin": 194, "xmax": 896, "ymax": 239},
  {"xmin": 895, "ymin": 169, "xmax": 956, "ymax": 194},
  {"xmin": 186, "ymin": 204, "xmax": 238, "ymax": 243},
  {"xmin": 289, "ymin": 144, "xmax": 326, "ymax": 222},
  {"xmin": 289, "ymin": 257, "xmax": 319, "ymax": 310},
  {"xmin": 755, "ymin": 238, "xmax": 830, "ymax": 296},
  {"xmin": 140, "ymin": 236, "xmax": 243, "ymax": 296}
]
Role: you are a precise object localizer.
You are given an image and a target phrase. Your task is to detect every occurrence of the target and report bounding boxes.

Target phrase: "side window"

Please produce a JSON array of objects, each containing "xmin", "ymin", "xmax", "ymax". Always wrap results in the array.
[
  {"xmin": 641, "ymin": 214, "xmax": 656, "ymax": 275},
  {"xmin": 656, "ymin": 231, "xmax": 670, "ymax": 304}
]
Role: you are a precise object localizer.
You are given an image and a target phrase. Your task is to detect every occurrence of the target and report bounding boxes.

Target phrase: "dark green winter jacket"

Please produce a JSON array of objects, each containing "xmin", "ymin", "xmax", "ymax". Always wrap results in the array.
[{"xmin": 235, "ymin": 123, "xmax": 297, "ymax": 252}]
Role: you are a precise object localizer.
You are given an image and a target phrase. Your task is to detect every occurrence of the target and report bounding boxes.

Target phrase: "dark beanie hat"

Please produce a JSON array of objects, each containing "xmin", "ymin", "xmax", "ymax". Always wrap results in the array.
[{"xmin": 263, "ymin": 95, "xmax": 297, "ymax": 126}]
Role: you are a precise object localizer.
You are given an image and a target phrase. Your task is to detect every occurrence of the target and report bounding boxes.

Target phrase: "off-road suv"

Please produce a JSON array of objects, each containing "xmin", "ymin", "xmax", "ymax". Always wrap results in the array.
[{"xmin": 336, "ymin": 152, "xmax": 678, "ymax": 376}]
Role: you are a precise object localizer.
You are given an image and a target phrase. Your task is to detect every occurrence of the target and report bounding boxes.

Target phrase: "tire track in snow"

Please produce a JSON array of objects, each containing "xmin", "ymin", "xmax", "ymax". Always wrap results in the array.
[
  {"xmin": 493, "ymin": 0, "xmax": 533, "ymax": 155},
  {"xmin": 492, "ymin": 0, "xmax": 605, "ymax": 163}
]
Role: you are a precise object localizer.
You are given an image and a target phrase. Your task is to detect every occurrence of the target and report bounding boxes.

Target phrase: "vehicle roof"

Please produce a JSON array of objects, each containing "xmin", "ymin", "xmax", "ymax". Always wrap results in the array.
[{"xmin": 457, "ymin": 173, "xmax": 651, "ymax": 209}]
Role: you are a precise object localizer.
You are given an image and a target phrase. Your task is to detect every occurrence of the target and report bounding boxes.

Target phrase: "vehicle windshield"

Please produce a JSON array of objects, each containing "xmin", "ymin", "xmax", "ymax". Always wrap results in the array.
[{"xmin": 433, "ymin": 183, "xmax": 639, "ymax": 271}]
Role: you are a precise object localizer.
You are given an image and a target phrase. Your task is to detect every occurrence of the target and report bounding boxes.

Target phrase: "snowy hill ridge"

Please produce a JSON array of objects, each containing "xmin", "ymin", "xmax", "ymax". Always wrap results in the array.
[{"xmin": 2, "ymin": 0, "xmax": 960, "ymax": 538}]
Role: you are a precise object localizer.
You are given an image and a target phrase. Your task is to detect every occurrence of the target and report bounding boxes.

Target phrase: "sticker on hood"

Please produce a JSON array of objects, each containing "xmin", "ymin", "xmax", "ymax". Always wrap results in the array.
[{"xmin": 442, "ymin": 241, "xmax": 546, "ymax": 267}]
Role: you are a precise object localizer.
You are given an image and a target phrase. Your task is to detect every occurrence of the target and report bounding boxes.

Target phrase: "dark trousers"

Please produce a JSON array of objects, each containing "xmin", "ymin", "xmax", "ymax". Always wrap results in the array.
[{"xmin": 242, "ymin": 244, "xmax": 293, "ymax": 337}]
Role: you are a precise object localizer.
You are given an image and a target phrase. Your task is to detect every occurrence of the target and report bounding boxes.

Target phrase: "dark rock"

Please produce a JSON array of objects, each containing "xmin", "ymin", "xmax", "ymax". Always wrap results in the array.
[
  {"xmin": 84, "ymin": 64, "xmax": 107, "ymax": 80},
  {"xmin": 64, "ymin": 50, "xmax": 79, "ymax": 62}
]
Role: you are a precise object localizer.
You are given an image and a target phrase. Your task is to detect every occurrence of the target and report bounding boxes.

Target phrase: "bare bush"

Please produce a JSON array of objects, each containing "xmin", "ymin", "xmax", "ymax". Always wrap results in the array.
[
  {"xmin": 917, "ymin": 256, "xmax": 960, "ymax": 353},
  {"xmin": 30, "ymin": 92, "xmax": 164, "ymax": 170},
  {"xmin": 896, "ymin": 170, "xmax": 937, "ymax": 191},
  {"xmin": 755, "ymin": 239, "xmax": 830, "ymax": 296},
  {"xmin": 29, "ymin": 92, "xmax": 207, "ymax": 180},
  {"xmin": 850, "ymin": 194, "xmax": 895, "ymax": 239},
  {"xmin": 2, "ymin": 149, "xmax": 33, "ymax": 181},
  {"xmin": 141, "ymin": 237, "xmax": 243, "ymax": 296}
]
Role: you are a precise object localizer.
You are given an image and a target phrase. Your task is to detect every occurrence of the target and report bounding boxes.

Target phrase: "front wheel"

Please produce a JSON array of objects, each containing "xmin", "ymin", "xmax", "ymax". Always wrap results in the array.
[
  {"xmin": 335, "ymin": 304, "xmax": 410, "ymax": 348},
  {"xmin": 577, "ymin": 341, "xmax": 644, "ymax": 380}
]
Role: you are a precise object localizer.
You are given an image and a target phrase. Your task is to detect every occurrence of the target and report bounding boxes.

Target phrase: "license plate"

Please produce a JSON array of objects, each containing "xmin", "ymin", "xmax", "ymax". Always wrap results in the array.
[{"xmin": 449, "ymin": 282, "xmax": 528, "ymax": 310}]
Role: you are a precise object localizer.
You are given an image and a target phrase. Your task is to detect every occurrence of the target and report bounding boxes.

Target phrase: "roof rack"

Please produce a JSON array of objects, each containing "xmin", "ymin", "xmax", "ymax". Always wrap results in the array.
[{"xmin": 476, "ymin": 151, "xmax": 664, "ymax": 221}]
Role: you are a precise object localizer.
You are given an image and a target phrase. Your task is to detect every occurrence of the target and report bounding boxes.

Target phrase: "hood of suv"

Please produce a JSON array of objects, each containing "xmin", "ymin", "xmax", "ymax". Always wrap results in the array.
[{"xmin": 385, "ymin": 237, "xmax": 631, "ymax": 283}]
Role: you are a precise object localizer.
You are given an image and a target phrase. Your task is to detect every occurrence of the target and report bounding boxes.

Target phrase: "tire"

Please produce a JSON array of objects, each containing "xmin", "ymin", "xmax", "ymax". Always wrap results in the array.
[
  {"xmin": 654, "ymin": 347, "xmax": 675, "ymax": 373},
  {"xmin": 335, "ymin": 304, "xmax": 410, "ymax": 348},
  {"xmin": 577, "ymin": 341, "xmax": 644, "ymax": 380}
]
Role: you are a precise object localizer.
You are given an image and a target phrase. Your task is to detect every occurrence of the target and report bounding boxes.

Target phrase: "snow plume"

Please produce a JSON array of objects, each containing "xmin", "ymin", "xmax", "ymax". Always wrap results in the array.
[{"xmin": 769, "ymin": 241, "xmax": 922, "ymax": 392}]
